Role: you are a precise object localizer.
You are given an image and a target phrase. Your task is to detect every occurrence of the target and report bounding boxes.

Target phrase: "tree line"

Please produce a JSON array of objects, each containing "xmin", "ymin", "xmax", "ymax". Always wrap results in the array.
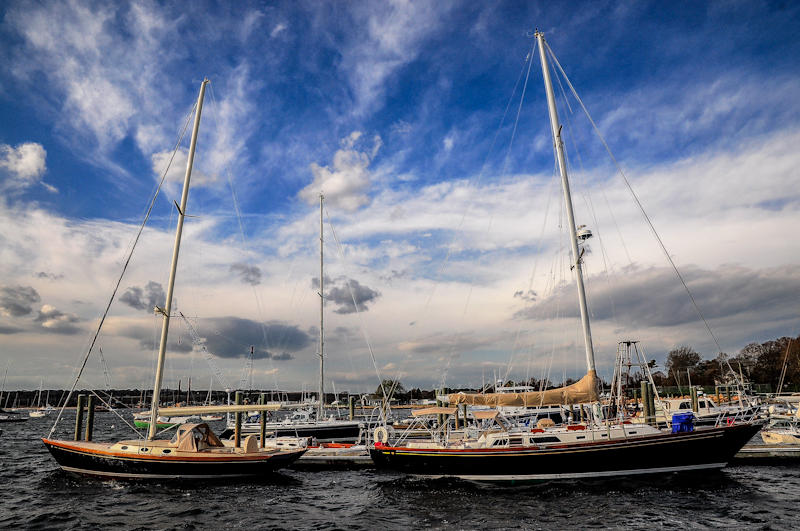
[
  {"xmin": 659, "ymin": 335, "xmax": 800, "ymax": 391},
  {"xmin": 388, "ymin": 334, "xmax": 800, "ymax": 398}
]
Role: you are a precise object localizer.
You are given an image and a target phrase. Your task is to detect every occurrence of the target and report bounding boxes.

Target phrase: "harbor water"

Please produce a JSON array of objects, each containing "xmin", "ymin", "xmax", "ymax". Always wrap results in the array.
[{"xmin": 1, "ymin": 414, "xmax": 798, "ymax": 529}]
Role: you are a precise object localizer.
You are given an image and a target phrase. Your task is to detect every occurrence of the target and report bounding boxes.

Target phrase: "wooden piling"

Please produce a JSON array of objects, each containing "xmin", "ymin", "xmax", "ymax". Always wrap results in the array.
[
  {"xmin": 436, "ymin": 390, "xmax": 443, "ymax": 427},
  {"xmin": 234, "ymin": 391, "xmax": 242, "ymax": 448},
  {"xmin": 85, "ymin": 395, "xmax": 96, "ymax": 442},
  {"xmin": 462, "ymin": 404, "xmax": 468, "ymax": 426},
  {"xmin": 74, "ymin": 394, "xmax": 85, "ymax": 441},
  {"xmin": 691, "ymin": 387, "xmax": 699, "ymax": 413},
  {"xmin": 640, "ymin": 381, "xmax": 649, "ymax": 423},
  {"xmin": 259, "ymin": 393, "xmax": 266, "ymax": 449},
  {"xmin": 348, "ymin": 396, "xmax": 355, "ymax": 421}
]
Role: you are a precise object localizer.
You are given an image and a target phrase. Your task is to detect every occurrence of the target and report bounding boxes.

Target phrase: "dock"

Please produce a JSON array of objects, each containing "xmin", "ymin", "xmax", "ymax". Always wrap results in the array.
[
  {"xmin": 290, "ymin": 447, "xmax": 374, "ymax": 470},
  {"xmin": 732, "ymin": 444, "xmax": 800, "ymax": 463}
]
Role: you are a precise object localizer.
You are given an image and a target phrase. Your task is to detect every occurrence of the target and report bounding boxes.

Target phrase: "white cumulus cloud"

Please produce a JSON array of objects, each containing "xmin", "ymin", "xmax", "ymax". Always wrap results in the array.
[
  {"xmin": 299, "ymin": 132, "xmax": 382, "ymax": 211},
  {"xmin": 35, "ymin": 304, "xmax": 81, "ymax": 334},
  {"xmin": 0, "ymin": 142, "xmax": 51, "ymax": 192}
]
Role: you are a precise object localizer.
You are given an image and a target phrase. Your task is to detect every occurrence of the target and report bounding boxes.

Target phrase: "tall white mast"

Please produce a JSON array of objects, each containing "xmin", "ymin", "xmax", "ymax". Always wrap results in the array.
[
  {"xmin": 535, "ymin": 32, "xmax": 596, "ymax": 373},
  {"xmin": 318, "ymin": 193, "xmax": 325, "ymax": 418},
  {"xmin": 148, "ymin": 79, "xmax": 209, "ymax": 440}
]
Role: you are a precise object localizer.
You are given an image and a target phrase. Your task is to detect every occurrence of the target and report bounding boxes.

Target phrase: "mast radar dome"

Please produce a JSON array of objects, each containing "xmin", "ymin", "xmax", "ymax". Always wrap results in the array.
[{"xmin": 576, "ymin": 225, "xmax": 593, "ymax": 242}]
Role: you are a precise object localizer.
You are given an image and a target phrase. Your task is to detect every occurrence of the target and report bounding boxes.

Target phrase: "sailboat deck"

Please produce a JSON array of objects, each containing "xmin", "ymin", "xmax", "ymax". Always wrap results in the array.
[{"xmin": 44, "ymin": 437, "xmax": 292, "ymax": 458}]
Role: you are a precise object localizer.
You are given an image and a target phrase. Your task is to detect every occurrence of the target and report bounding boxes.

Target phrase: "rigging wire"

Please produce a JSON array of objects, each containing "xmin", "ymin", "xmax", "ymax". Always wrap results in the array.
[
  {"xmin": 502, "ymin": 168, "xmax": 558, "ymax": 383},
  {"xmin": 437, "ymin": 39, "xmax": 540, "ymax": 390},
  {"xmin": 207, "ymin": 84, "xmax": 282, "ymax": 391},
  {"xmin": 323, "ymin": 205, "xmax": 390, "ymax": 404},
  {"xmin": 49, "ymin": 101, "xmax": 197, "ymax": 439},
  {"xmin": 544, "ymin": 42, "xmax": 743, "ymax": 388},
  {"xmin": 424, "ymin": 39, "xmax": 537, "ymax": 310},
  {"xmin": 501, "ymin": 39, "xmax": 538, "ymax": 176},
  {"xmin": 551, "ymin": 63, "xmax": 621, "ymax": 328}
]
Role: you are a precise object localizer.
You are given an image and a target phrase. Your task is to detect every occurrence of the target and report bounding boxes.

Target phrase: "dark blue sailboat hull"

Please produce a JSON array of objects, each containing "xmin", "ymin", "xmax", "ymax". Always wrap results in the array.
[{"xmin": 370, "ymin": 422, "xmax": 761, "ymax": 482}]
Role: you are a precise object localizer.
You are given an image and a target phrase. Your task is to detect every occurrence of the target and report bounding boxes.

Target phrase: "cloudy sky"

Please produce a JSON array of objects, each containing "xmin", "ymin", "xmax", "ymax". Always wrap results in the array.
[{"xmin": 1, "ymin": 1, "xmax": 798, "ymax": 394}]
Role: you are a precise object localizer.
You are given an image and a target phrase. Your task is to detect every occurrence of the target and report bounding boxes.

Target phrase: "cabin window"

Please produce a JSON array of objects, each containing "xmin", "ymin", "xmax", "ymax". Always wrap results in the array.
[
  {"xmin": 509, "ymin": 437, "xmax": 523, "ymax": 446},
  {"xmin": 576, "ymin": 436, "xmax": 585, "ymax": 440},
  {"xmin": 120, "ymin": 446, "xmax": 128, "ymax": 450},
  {"xmin": 679, "ymin": 402, "xmax": 691, "ymax": 409},
  {"xmin": 532, "ymin": 436, "xmax": 561, "ymax": 443},
  {"xmin": 628, "ymin": 431, "xmax": 637, "ymax": 434},
  {"xmin": 699, "ymin": 401, "xmax": 708, "ymax": 408},
  {"xmin": 162, "ymin": 449, "xmax": 171, "ymax": 454},
  {"xmin": 492, "ymin": 438, "xmax": 508, "ymax": 446}
]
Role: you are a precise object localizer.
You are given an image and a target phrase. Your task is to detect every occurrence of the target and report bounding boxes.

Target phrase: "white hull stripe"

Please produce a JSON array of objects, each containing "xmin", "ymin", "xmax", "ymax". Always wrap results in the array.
[
  {"xmin": 415, "ymin": 462, "xmax": 727, "ymax": 482},
  {"xmin": 60, "ymin": 466, "xmax": 257, "ymax": 479}
]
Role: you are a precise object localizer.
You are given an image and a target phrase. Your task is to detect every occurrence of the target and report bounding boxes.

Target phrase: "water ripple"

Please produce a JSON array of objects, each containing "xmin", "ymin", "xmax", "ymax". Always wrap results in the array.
[{"xmin": 1, "ymin": 417, "xmax": 796, "ymax": 529}]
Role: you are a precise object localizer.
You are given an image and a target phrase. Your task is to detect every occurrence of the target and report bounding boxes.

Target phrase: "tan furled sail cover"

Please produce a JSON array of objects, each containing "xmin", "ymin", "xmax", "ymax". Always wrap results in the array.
[
  {"xmin": 175, "ymin": 423, "xmax": 225, "ymax": 452},
  {"xmin": 447, "ymin": 370, "xmax": 599, "ymax": 407}
]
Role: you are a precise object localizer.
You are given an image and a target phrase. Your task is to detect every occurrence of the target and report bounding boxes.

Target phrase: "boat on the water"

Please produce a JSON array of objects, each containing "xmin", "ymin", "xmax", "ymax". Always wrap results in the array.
[
  {"xmin": 369, "ymin": 31, "xmax": 763, "ymax": 482},
  {"xmin": 638, "ymin": 395, "xmax": 762, "ymax": 427},
  {"xmin": 220, "ymin": 406, "xmax": 363, "ymax": 442},
  {"xmin": 29, "ymin": 380, "xmax": 52, "ymax": 418},
  {"xmin": 42, "ymin": 79, "xmax": 307, "ymax": 479},
  {"xmin": 199, "ymin": 379, "xmax": 224, "ymax": 421},
  {"xmin": 761, "ymin": 405, "xmax": 800, "ymax": 445},
  {"xmin": 220, "ymin": 194, "xmax": 363, "ymax": 443},
  {"xmin": 132, "ymin": 411, "xmax": 195, "ymax": 430},
  {"xmin": 371, "ymin": 407, "xmax": 759, "ymax": 481}
]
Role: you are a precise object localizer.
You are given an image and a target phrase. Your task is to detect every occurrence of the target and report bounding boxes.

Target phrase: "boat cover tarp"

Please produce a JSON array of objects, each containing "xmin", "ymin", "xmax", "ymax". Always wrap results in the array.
[
  {"xmin": 447, "ymin": 370, "xmax": 600, "ymax": 407},
  {"xmin": 174, "ymin": 423, "xmax": 225, "ymax": 451},
  {"xmin": 472, "ymin": 410, "xmax": 500, "ymax": 420}
]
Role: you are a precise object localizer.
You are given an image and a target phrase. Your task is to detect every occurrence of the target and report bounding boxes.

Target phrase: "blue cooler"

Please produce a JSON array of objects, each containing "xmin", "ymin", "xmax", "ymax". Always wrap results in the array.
[{"xmin": 671, "ymin": 412, "xmax": 695, "ymax": 433}]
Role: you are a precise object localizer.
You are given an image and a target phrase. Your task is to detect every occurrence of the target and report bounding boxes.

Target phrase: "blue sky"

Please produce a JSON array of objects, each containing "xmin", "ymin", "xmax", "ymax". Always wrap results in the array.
[{"xmin": 1, "ymin": 1, "xmax": 799, "ymax": 393}]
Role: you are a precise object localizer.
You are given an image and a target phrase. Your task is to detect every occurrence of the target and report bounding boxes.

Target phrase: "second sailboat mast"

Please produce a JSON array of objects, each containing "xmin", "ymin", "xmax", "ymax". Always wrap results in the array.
[
  {"xmin": 535, "ymin": 32, "xmax": 596, "ymax": 373},
  {"xmin": 318, "ymin": 193, "xmax": 325, "ymax": 418}
]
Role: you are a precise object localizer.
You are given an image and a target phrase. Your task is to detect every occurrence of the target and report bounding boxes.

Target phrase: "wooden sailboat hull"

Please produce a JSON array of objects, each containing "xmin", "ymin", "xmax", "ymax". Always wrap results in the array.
[
  {"xmin": 42, "ymin": 438, "xmax": 306, "ymax": 480},
  {"xmin": 369, "ymin": 422, "xmax": 761, "ymax": 482}
]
